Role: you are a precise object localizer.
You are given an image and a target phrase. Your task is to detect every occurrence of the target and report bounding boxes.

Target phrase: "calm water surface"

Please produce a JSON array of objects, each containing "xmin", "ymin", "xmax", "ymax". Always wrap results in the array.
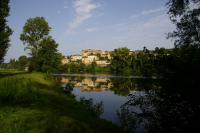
[
  {"xmin": 55, "ymin": 73, "xmax": 199, "ymax": 132},
  {"xmin": 59, "ymin": 74, "xmax": 143, "ymax": 121}
]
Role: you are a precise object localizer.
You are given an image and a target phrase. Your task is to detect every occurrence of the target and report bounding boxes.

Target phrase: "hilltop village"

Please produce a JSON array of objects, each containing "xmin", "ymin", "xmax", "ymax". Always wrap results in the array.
[{"xmin": 62, "ymin": 49, "xmax": 138, "ymax": 66}]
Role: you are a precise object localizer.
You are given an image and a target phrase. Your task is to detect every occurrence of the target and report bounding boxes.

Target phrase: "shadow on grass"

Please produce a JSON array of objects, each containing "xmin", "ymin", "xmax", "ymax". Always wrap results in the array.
[{"xmin": 0, "ymin": 70, "xmax": 30, "ymax": 79}]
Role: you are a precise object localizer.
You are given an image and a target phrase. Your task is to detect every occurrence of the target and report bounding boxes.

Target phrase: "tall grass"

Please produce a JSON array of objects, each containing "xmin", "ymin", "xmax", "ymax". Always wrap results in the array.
[
  {"xmin": 0, "ymin": 77, "xmax": 38, "ymax": 105},
  {"xmin": 0, "ymin": 71, "xmax": 122, "ymax": 132}
]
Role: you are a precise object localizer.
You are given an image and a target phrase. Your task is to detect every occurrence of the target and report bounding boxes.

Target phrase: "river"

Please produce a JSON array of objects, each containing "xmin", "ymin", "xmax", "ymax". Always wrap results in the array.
[{"xmin": 54, "ymin": 73, "xmax": 200, "ymax": 132}]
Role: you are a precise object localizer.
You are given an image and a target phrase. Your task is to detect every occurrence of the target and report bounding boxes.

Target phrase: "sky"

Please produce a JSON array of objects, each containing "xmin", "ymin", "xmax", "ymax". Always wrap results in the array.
[{"xmin": 4, "ymin": 0, "xmax": 176, "ymax": 63}]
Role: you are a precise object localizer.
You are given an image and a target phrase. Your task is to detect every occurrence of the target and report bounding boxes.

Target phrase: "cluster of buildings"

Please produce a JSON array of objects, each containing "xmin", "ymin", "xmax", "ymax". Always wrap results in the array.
[
  {"xmin": 62, "ymin": 49, "xmax": 137, "ymax": 66},
  {"xmin": 62, "ymin": 49, "xmax": 112, "ymax": 66}
]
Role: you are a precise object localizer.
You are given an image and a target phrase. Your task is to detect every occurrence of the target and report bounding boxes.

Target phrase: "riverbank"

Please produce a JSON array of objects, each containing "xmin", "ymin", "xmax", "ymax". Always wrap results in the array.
[{"xmin": 0, "ymin": 70, "xmax": 121, "ymax": 133}]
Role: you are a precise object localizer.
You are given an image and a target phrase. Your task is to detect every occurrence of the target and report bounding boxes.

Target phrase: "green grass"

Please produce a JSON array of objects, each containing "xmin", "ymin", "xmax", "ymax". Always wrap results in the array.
[{"xmin": 0, "ymin": 70, "xmax": 121, "ymax": 133}]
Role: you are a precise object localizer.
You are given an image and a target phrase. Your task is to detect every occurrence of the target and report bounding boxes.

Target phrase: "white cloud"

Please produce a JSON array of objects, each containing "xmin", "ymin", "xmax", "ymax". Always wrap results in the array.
[
  {"xmin": 113, "ymin": 14, "xmax": 175, "ymax": 49},
  {"xmin": 131, "ymin": 7, "xmax": 165, "ymax": 19},
  {"xmin": 74, "ymin": 0, "xmax": 100, "ymax": 14},
  {"xmin": 142, "ymin": 7, "xmax": 165, "ymax": 15},
  {"xmin": 63, "ymin": 5, "xmax": 68, "ymax": 9},
  {"xmin": 63, "ymin": 1, "xmax": 68, "ymax": 8},
  {"xmin": 131, "ymin": 15, "xmax": 139, "ymax": 19},
  {"xmin": 86, "ymin": 28, "xmax": 99, "ymax": 32},
  {"xmin": 65, "ymin": 0, "xmax": 101, "ymax": 35}
]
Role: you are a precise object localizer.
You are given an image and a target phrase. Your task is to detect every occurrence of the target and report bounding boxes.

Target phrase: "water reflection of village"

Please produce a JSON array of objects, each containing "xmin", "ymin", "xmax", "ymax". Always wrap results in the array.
[{"xmin": 62, "ymin": 77, "xmax": 113, "ymax": 92}]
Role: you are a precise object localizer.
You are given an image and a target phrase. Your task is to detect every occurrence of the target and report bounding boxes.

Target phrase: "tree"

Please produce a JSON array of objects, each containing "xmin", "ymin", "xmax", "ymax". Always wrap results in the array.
[
  {"xmin": 0, "ymin": 0, "xmax": 13, "ymax": 63},
  {"xmin": 20, "ymin": 17, "xmax": 51, "ymax": 55},
  {"xmin": 158, "ymin": 47, "xmax": 166, "ymax": 54},
  {"xmin": 70, "ymin": 62, "xmax": 78, "ymax": 72},
  {"xmin": 18, "ymin": 55, "xmax": 28, "ymax": 70},
  {"xmin": 79, "ymin": 62, "xmax": 86, "ymax": 71},
  {"xmin": 154, "ymin": 47, "xmax": 159, "ymax": 53},
  {"xmin": 110, "ymin": 47, "xmax": 131, "ymax": 72},
  {"xmin": 9, "ymin": 58, "xmax": 18, "ymax": 69},
  {"xmin": 97, "ymin": 53, "xmax": 101, "ymax": 59},
  {"xmin": 91, "ymin": 60, "xmax": 97, "ymax": 69},
  {"xmin": 166, "ymin": 0, "xmax": 200, "ymax": 47},
  {"xmin": 35, "ymin": 36, "xmax": 60, "ymax": 73}
]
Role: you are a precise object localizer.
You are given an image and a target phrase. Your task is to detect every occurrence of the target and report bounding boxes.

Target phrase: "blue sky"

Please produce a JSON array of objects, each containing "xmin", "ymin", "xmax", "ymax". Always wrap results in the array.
[{"xmin": 5, "ymin": 0, "xmax": 175, "ymax": 63}]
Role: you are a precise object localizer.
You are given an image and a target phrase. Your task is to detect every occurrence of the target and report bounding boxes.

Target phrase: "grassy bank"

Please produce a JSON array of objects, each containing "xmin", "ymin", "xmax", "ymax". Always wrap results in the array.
[{"xmin": 0, "ymin": 70, "xmax": 121, "ymax": 133}]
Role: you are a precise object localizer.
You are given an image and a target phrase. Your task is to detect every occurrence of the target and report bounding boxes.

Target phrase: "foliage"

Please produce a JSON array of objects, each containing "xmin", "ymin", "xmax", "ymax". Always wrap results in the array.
[
  {"xmin": 79, "ymin": 97, "xmax": 104, "ymax": 117},
  {"xmin": 8, "ymin": 56, "xmax": 30, "ymax": 71},
  {"xmin": 110, "ymin": 78, "xmax": 136, "ymax": 96},
  {"xmin": 116, "ymin": 72, "xmax": 200, "ymax": 132},
  {"xmin": 109, "ymin": 47, "xmax": 153, "ymax": 74},
  {"xmin": 0, "ymin": 0, "xmax": 13, "ymax": 63},
  {"xmin": 59, "ymin": 64, "xmax": 69, "ymax": 72},
  {"xmin": 69, "ymin": 62, "xmax": 78, "ymax": 72},
  {"xmin": 63, "ymin": 83, "xmax": 74, "ymax": 93},
  {"xmin": 9, "ymin": 58, "xmax": 18, "ymax": 69},
  {"xmin": 20, "ymin": 17, "xmax": 51, "ymax": 55},
  {"xmin": 110, "ymin": 47, "xmax": 131, "ymax": 72},
  {"xmin": 19, "ymin": 17, "xmax": 61, "ymax": 73},
  {"xmin": 0, "ymin": 77, "xmax": 37, "ymax": 105},
  {"xmin": 0, "ymin": 63, "xmax": 10, "ymax": 69},
  {"xmin": 166, "ymin": 0, "xmax": 200, "ymax": 47},
  {"xmin": 86, "ymin": 61, "xmax": 97, "ymax": 72},
  {"xmin": 91, "ymin": 60, "xmax": 97, "ymax": 70},
  {"xmin": 18, "ymin": 55, "xmax": 28, "ymax": 70},
  {"xmin": 95, "ymin": 66, "xmax": 110, "ymax": 72},
  {"xmin": 35, "ymin": 36, "xmax": 61, "ymax": 73},
  {"xmin": 116, "ymin": 106, "xmax": 139, "ymax": 133},
  {"xmin": 115, "ymin": 1, "xmax": 200, "ymax": 132},
  {"xmin": 78, "ymin": 62, "xmax": 86, "ymax": 71}
]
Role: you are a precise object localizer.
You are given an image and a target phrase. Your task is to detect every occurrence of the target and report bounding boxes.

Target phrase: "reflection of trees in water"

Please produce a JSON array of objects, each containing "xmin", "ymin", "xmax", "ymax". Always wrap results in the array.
[
  {"xmin": 79, "ymin": 97, "xmax": 104, "ymax": 117},
  {"xmin": 109, "ymin": 78, "xmax": 137, "ymax": 96},
  {"xmin": 116, "ymin": 78, "xmax": 200, "ymax": 132},
  {"xmin": 63, "ymin": 83, "xmax": 74, "ymax": 94},
  {"xmin": 62, "ymin": 76, "xmax": 160, "ymax": 96},
  {"xmin": 110, "ymin": 78, "xmax": 159, "ymax": 96}
]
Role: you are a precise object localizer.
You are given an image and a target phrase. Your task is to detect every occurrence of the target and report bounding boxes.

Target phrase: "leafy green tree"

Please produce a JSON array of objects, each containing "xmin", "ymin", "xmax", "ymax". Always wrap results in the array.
[
  {"xmin": 154, "ymin": 47, "xmax": 159, "ymax": 53},
  {"xmin": 105, "ymin": 56, "xmax": 108, "ymax": 60},
  {"xmin": 55, "ymin": 52, "xmax": 63, "ymax": 70},
  {"xmin": 70, "ymin": 62, "xmax": 78, "ymax": 72},
  {"xmin": 130, "ymin": 53, "xmax": 137, "ymax": 72},
  {"xmin": 20, "ymin": 17, "xmax": 51, "ymax": 55},
  {"xmin": 0, "ymin": 0, "xmax": 13, "ymax": 63},
  {"xmin": 9, "ymin": 58, "xmax": 18, "ymax": 69},
  {"xmin": 18, "ymin": 55, "xmax": 28, "ymax": 70},
  {"xmin": 110, "ymin": 47, "xmax": 131, "ymax": 72},
  {"xmin": 136, "ymin": 51, "xmax": 149, "ymax": 72},
  {"xmin": 158, "ymin": 47, "xmax": 166, "ymax": 54},
  {"xmin": 97, "ymin": 53, "xmax": 101, "ymax": 59},
  {"xmin": 78, "ymin": 62, "xmax": 86, "ymax": 71},
  {"xmin": 36, "ymin": 36, "xmax": 60, "ymax": 73},
  {"xmin": 91, "ymin": 61, "xmax": 97, "ymax": 70},
  {"xmin": 166, "ymin": 0, "xmax": 200, "ymax": 47}
]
